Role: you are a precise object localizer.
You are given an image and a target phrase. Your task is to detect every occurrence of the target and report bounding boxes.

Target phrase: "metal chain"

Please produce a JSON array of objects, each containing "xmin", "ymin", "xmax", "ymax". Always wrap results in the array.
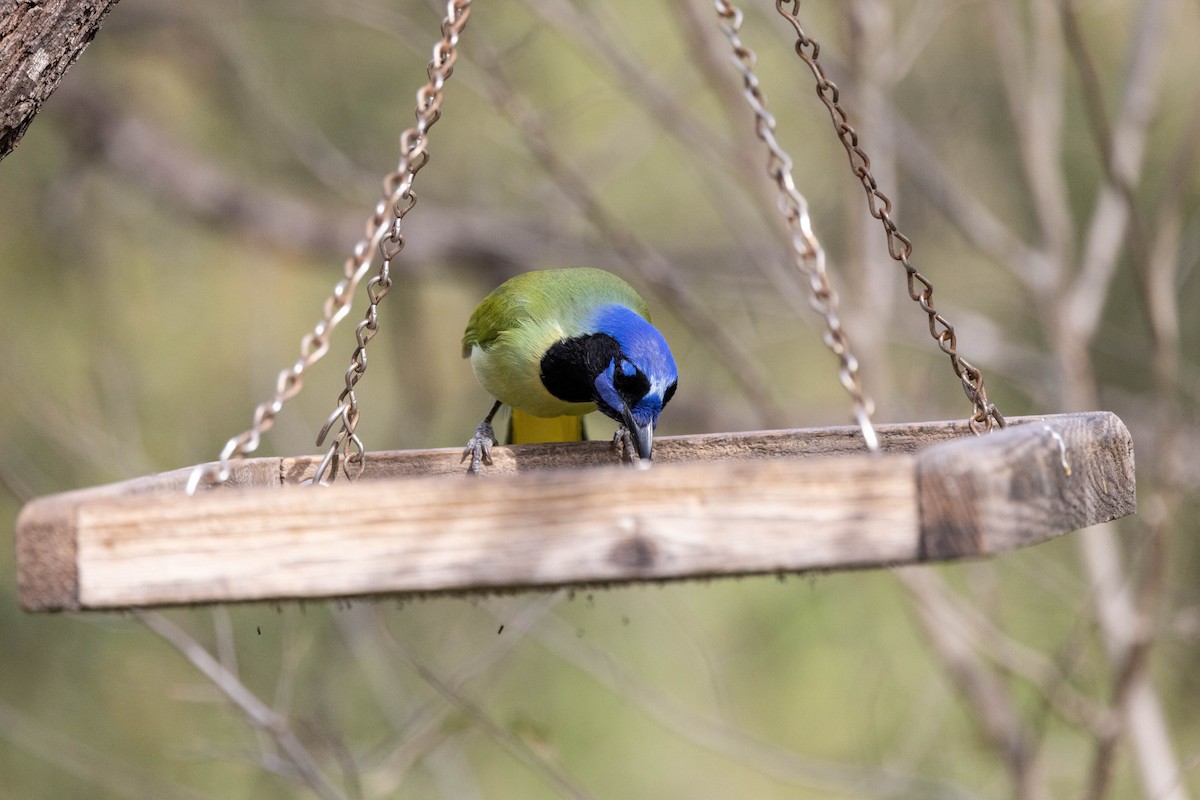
[
  {"xmin": 311, "ymin": 0, "xmax": 472, "ymax": 485},
  {"xmin": 714, "ymin": 0, "xmax": 879, "ymax": 452},
  {"xmin": 773, "ymin": 0, "xmax": 1005, "ymax": 433},
  {"xmin": 185, "ymin": 0, "xmax": 472, "ymax": 494},
  {"xmin": 184, "ymin": 172, "xmax": 400, "ymax": 495}
]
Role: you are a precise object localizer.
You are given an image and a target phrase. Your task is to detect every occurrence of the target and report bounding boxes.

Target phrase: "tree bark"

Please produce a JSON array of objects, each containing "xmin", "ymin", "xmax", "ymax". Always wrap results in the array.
[{"xmin": 0, "ymin": 0, "xmax": 121, "ymax": 160}]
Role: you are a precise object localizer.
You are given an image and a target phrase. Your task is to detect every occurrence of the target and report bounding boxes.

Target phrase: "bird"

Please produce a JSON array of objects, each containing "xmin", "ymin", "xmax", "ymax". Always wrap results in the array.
[{"xmin": 461, "ymin": 267, "xmax": 678, "ymax": 473}]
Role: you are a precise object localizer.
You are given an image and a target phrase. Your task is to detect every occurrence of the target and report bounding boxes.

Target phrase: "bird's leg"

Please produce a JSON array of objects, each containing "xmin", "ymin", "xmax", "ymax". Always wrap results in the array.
[
  {"xmin": 612, "ymin": 426, "xmax": 637, "ymax": 465},
  {"xmin": 462, "ymin": 401, "xmax": 502, "ymax": 475},
  {"xmin": 612, "ymin": 426, "xmax": 652, "ymax": 470}
]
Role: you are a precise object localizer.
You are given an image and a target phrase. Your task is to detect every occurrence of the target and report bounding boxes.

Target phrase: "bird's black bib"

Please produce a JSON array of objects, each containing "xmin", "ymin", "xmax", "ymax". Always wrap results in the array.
[{"xmin": 540, "ymin": 334, "xmax": 621, "ymax": 404}]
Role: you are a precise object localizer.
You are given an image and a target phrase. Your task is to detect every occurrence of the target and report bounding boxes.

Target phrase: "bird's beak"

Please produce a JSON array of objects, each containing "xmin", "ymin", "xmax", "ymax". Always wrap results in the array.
[{"xmin": 622, "ymin": 404, "xmax": 654, "ymax": 465}]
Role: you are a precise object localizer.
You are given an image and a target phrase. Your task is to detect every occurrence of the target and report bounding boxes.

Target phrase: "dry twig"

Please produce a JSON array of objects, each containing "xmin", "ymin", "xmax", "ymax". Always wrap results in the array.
[
  {"xmin": 520, "ymin": 607, "xmax": 981, "ymax": 800},
  {"xmin": 368, "ymin": 607, "xmax": 599, "ymax": 800},
  {"xmin": 136, "ymin": 611, "xmax": 347, "ymax": 800},
  {"xmin": 898, "ymin": 569, "xmax": 1047, "ymax": 800},
  {"xmin": 0, "ymin": 699, "xmax": 210, "ymax": 800},
  {"xmin": 338, "ymin": 594, "xmax": 563, "ymax": 796}
]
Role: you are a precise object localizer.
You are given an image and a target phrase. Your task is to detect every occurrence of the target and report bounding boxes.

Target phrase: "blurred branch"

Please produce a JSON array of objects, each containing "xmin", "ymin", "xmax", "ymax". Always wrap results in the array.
[
  {"xmin": 1049, "ymin": 3, "xmax": 1189, "ymax": 799},
  {"xmin": 339, "ymin": 594, "xmax": 563, "ymax": 796},
  {"xmin": 0, "ymin": 451, "xmax": 36, "ymax": 504},
  {"xmin": 424, "ymin": 738, "xmax": 485, "ymax": 800},
  {"xmin": 368, "ymin": 608, "xmax": 599, "ymax": 800},
  {"xmin": 136, "ymin": 611, "xmax": 347, "ymax": 800},
  {"xmin": 256, "ymin": 612, "xmax": 317, "ymax": 785},
  {"xmin": 0, "ymin": 698, "xmax": 209, "ymax": 800},
  {"xmin": 1059, "ymin": 0, "xmax": 1163, "ymax": 344},
  {"xmin": 898, "ymin": 569, "xmax": 1047, "ymax": 800},
  {"xmin": 902, "ymin": 305, "xmax": 1057, "ymax": 408},
  {"xmin": 662, "ymin": 0, "xmax": 829, "ymax": 327},
  {"xmin": 271, "ymin": 611, "xmax": 313, "ymax": 723},
  {"xmin": 1127, "ymin": 125, "xmax": 1200, "ymax": 800},
  {"xmin": 1142, "ymin": 101, "xmax": 1200, "ymax": 387},
  {"xmin": 53, "ymin": 82, "xmax": 359, "ymax": 254},
  {"xmin": 840, "ymin": 0, "xmax": 896, "ymax": 390},
  {"xmin": 1159, "ymin": 748, "xmax": 1200, "ymax": 800},
  {"xmin": 666, "ymin": 0, "xmax": 753, "ymax": 142},
  {"xmin": 528, "ymin": 0, "xmax": 794, "ymax": 254},
  {"xmin": 48, "ymin": 73, "xmax": 788, "ymax": 294},
  {"xmin": 199, "ymin": 17, "xmax": 380, "ymax": 202},
  {"xmin": 521, "ymin": 0, "xmax": 738, "ymax": 169},
  {"xmin": 521, "ymin": 0, "xmax": 820, "ymax": 333},
  {"xmin": 0, "ymin": 0, "xmax": 122, "ymax": 159},
  {"xmin": 521, "ymin": 609, "xmax": 982, "ymax": 800},
  {"xmin": 900, "ymin": 568, "xmax": 1115, "ymax": 737},
  {"xmin": 985, "ymin": 0, "xmax": 1072, "ymax": 274},
  {"xmin": 50, "ymin": 81, "xmax": 608, "ymax": 278},
  {"xmin": 1077, "ymin": 511, "xmax": 1188, "ymax": 800},
  {"xmin": 102, "ymin": 2, "xmax": 383, "ymax": 202},
  {"xmin": 4, "ymin": 372, "xmax": 157, "ymax": 483},
  {"xmin": 212, "ymin": 607, "xmax": 239, "ymax": 678},
  {"xmin": 876, "ymin": 0, "xmax": 961, "ymax": 82},
  {"xmin": 886, "ymin": 106, "xmax": 1049, "ymax": 291}
]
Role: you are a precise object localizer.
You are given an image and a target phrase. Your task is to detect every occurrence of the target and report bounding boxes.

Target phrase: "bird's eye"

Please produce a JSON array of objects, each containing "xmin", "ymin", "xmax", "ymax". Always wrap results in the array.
[
  {"xmin": 613, "ymin": 364, "xmax": 650, "ymax": 403},
  {"xmin": 663, "ymin": 381, "xmax": 677, "ymax": 406}
]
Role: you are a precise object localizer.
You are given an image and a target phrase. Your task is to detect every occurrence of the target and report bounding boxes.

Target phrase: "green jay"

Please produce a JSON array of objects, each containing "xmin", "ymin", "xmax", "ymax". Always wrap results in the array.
[{"xmin": 461, "ymin": 267, "xmax": 678, "ymax": 473}]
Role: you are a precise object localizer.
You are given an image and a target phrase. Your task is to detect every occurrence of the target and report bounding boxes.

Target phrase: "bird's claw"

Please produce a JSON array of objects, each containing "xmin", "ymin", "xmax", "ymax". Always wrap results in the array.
[
  {"xmin": 612, "ymin": 426, "xmax": 648, "ymax": 469},
  {"xmin": 462, "ymin": 420, "xmax": 499, "ymax": 475}
]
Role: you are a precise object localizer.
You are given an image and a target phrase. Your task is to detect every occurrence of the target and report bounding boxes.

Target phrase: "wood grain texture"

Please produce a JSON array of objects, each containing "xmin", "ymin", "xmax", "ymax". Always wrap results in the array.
[
  {"xmin": 75, "ymin": 457, "xmax": 916, "ymax": 608},
  {"xmin": 1, "ymin": 0, "xmax": 122, "ymax": 159},
  {"xmin": 917, "ymin": 412, "xmax": 1135, "ymax": 559},
  {"xmin": 280, "ymin": 415, "xmax": 976, "ymax": 482},
  {"xmin": 14, "ymin": 459, "xmax": 280, "ymax": 611},
  {"xmin": 13, "ymin": 413, "xmax": 1136, "ymax": 611}
]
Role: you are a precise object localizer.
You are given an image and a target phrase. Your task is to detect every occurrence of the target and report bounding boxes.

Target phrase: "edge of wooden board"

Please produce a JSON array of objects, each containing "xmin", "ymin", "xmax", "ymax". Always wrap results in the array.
[{"xmin": 15, "ymin": 412, "xmax": 1135, "ymax": 611}]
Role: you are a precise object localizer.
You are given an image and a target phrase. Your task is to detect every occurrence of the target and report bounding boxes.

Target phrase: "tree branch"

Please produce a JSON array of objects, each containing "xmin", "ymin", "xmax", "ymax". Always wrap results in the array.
[
  {"xmin": 136, "ymin": 611, "xmax": 347, "ymax": 800},
  {"xmin": 985, "ymin": 0, "xmax": 1073, "ymax": 275},
  {"xmin": 898, "ymin": 568, "xmax": 1047, "ymax": 800},
  {"xmin": 522, "ymin": 607, "xmax": 982, "ymax": 800},
  {"xmin": 0, "ymin": 0, "xmax": 122, "ymax": 159},
  {"xmin": 1060, "ymin": 0, "xmax": 1165, "ymax": 342},
  {"xmin": 368, "ymin": 608, "xmax": 598, "ymax": 800}
]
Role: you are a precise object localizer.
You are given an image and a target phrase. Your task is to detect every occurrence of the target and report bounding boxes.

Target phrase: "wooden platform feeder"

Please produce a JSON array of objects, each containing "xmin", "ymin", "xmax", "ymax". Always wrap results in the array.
[
  {"xmin": 15, "ymin": 411, "xmax": 1134, "ymax": 612},
  {"xmin": 9, "ymin": 2, "xmax": 1139, "ymax": 614}
]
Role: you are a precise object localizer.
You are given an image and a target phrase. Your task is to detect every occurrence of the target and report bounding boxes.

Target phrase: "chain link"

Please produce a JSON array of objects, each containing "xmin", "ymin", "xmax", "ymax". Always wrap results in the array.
[
  {"xmin": 714, "ymin": 0, "xmax": 879, "ymax": 452},
  {"xmin": 773, "ymin": 0, "xmax": 1005, "ymax": 433},
  {"xmin": 311, "ymin": 0, "xmax": 472, "ymax": 485},
  {"xmin": 186, "ymin": 0, "xmax": 472, "ymax": 494}
]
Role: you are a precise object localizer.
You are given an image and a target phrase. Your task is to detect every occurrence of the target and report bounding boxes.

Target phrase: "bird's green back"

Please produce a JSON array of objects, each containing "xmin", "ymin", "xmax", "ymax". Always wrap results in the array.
[{"xmin": 461, "ymin": 268, "xmax": 651, "ymax": 358}]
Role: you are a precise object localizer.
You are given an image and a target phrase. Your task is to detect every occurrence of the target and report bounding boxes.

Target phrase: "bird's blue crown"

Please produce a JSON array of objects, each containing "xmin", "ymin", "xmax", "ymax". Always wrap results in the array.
[{"xmin": 590, "ymin": 305, "xmax": 678, "ymax": 428}]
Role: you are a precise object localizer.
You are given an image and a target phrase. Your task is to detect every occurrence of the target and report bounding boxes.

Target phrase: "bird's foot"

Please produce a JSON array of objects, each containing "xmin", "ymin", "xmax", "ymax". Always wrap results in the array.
[
  {"xmin": 612, "ymin": 426, "xmax": 649, "ymax": 470},
  {"xmin": 462, "ymin": 420, "xmax": 499, "ymax": 475}
]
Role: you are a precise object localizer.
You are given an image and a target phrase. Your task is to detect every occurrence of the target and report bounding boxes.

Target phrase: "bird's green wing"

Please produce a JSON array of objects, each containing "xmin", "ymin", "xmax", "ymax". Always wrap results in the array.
[{"xmin": 461, "ymin": 274, "xmax": 536, "ymax": 358}]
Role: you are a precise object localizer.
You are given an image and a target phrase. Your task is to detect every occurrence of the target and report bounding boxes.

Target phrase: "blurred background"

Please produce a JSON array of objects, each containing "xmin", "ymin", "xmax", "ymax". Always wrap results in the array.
[{"xmin": 1, "ymin": 0, "xmax": 1197, "ymax": 797}]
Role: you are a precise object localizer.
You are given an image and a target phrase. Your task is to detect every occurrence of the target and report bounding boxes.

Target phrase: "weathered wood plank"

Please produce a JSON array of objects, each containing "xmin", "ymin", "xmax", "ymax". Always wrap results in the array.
[
  {"xmin": 11, "ymin": 416, "xmax": 977, "ymax": 610},
  {"xmin": 13, "ymin": 413, "xmax": 1136, "ymax": 611},
  {"xmin": 75, "ymin": 457, "xmax": 917, "ymax": 608},
  {"xmin": 15, "ymin": 459, "xmax": 280, "ymax": 611},
  {"xmin": 917, "ymin": 411, "xmax": 1136, "ymax": 558}
]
